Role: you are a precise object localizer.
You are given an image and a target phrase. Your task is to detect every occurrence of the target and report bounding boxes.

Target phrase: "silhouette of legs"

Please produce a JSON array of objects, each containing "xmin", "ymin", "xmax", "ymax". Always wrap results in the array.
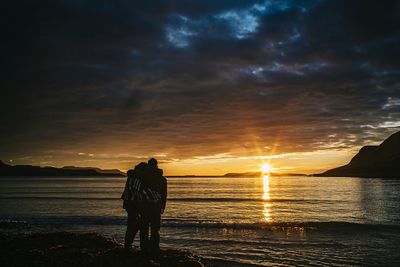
[
  {"xmin": 124, "ymin": 210, "xmax": 140, "ymax": 249},
  {"xmin": 149, "ymin": 211, "xmax": 161, "ymax": 252},
  {"xmin": 140, "ymin": 204, "xmax": 161, "ymax": 256},
  {"xmin": 139, "ymin": 217, "xmax": 149, "ymax": 252}
]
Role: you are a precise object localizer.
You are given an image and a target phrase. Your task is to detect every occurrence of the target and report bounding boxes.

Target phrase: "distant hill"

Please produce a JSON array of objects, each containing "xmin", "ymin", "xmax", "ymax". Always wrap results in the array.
[
  {"xmin": 0, "ymin": 161, "xmax": 125, "ymax": 177},
  {"xmin": 223, "ymin": 172, "xmax": 307, "ymax": 177},
  {"xmin": 316, "ymin": 131, "xmax": 400, "ymax": 178},
  {"xmin": 166, "ymin": 172, "xmax": 307, "ymax": 178}
]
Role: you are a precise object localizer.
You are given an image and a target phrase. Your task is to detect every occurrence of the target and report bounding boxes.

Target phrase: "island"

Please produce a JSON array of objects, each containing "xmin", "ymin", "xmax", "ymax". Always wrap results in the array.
[
  {"xmin": 0, "ymin": 161, "xmax": 125, "ymax": 177},
  {"xmin": 316, "ymin": 131, "xmax": 400, "ymax": 178},
  {"xmin": 223, "ymin": 172, "xmax": 307, "ymax": 177}
]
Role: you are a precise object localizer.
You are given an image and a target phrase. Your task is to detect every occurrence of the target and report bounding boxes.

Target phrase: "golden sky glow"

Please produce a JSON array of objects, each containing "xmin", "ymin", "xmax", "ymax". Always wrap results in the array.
[
  {"xmin": 1, "ymin": 1, "xmax": 399, "ymax": 177},
  {"xmin": 158, "ymin": 148, "xmax": 355, "ymax": 175},
  {"xmin": 1, "ymin": 146, "xmax": 363, "ymax": 175}
]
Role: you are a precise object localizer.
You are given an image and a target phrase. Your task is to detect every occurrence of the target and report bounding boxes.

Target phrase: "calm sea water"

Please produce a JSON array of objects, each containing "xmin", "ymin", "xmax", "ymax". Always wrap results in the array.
[{"xmin": 1, "ymin": 176, "xmax": 400, "ymax": 266}]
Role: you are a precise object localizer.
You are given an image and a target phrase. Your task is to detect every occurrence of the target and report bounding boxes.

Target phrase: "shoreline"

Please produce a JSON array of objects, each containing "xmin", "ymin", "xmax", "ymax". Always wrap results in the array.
[{"xmin": 0, "ymin": 221, "xmax": 205, "ymax": 267}]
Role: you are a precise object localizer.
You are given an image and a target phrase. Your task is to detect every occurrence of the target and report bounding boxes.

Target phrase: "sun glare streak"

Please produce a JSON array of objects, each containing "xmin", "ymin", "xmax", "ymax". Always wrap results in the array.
[
  {"xmin": 263, "ymin": 174, "xmax": 270, "ymax": 200},
  {"xmin": 262, "ymin": 174, "xmax": 271, "ymax": 222}
]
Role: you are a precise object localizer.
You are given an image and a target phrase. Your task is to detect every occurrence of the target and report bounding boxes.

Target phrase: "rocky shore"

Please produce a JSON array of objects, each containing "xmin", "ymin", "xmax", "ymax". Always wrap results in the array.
[{"xmin": 0, "ymin": 226, "xmax": 205, "ymax": 267}]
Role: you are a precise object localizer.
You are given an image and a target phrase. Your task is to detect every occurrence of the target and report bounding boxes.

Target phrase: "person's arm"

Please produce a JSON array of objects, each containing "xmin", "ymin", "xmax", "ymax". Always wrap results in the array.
[
  {"xmin": 121, "ymin": 176, "xmax": 130, "ymax": 199},
  {"xmin": 161, "ymin": 177, "xmax": 167, "ymax": 213},
  {"xmin": 122, "ymin": 176, "xmax": 131, "ymax": 210}
]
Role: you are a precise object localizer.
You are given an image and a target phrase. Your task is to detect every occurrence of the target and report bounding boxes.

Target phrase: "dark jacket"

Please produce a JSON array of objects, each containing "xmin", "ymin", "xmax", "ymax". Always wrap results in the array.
[
  {"xmin": 123, "ymin": 168, "xmax": 166, "ymax": 210},
  {"xmin": 146, "ymin": 168, "xmax": 167, "ymax": 211}
]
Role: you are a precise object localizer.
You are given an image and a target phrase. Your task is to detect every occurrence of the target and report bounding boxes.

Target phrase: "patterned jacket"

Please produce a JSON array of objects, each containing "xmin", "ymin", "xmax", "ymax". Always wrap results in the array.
[{"xmin": 121, "ymin": 170, "xmax": 162, "ymax": 204}]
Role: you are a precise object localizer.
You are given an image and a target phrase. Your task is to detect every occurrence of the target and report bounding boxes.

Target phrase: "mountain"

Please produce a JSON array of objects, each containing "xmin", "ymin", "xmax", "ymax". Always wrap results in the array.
[
  {"xmin": 223, "ymin": 172, "xmax": 307, "ymax": 177},
  {"xmin": 316, "ymin": 131, "xmax": 400, "ymax": 178},
  {"xmin": 0, "ymin": 161, "xmax": 125, "ymax": 177}
]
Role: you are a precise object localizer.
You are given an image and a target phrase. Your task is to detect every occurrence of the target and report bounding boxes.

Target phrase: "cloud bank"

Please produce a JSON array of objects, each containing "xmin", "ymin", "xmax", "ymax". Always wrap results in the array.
[{"xmin": 1, "ymin": 0, "xmax": 399, "ymax": 172}]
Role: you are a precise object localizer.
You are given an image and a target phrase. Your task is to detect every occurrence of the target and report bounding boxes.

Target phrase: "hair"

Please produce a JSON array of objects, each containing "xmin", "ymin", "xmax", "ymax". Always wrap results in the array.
[
  {"xmin": 148, "ymin": 158, "xmax": 158, "ymax": 168},
  {"xmin": 134, "ymin": 162, "xmax": 148, "ymax": 172}
]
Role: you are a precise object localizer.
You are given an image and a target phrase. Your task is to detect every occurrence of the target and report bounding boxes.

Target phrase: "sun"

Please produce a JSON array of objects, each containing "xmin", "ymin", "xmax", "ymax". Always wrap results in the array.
[{"xmin": 261, "ymin": 163, "xmax": 272, "ymax": 173}]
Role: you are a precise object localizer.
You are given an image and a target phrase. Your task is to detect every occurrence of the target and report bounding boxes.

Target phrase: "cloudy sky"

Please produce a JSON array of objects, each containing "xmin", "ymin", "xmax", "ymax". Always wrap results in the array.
[{"xmin": 1, "ymin": 0, "xmax": 399, "ymax": 174}]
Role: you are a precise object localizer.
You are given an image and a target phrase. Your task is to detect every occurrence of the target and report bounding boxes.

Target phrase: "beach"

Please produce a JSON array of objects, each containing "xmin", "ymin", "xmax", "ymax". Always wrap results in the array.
[{"xmin": 0, "ymin": 221, "xmax": 205, "ymax": 267}]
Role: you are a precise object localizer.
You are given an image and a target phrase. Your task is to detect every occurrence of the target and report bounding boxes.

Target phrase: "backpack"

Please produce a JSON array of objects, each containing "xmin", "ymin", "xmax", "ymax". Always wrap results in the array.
[{"xmin": 122, "ymin": 176, "xmax": 161, "ymax": 204}]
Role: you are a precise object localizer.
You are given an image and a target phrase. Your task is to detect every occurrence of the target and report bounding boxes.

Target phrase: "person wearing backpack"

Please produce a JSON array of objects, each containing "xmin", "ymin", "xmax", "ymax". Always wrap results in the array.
[{"xmin": 121, "ymin": 162, "xmax": 149, "ymax": 250}]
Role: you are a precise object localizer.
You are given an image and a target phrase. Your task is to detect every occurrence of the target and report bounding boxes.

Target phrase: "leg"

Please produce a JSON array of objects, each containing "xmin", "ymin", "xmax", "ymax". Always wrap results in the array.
[
  {"xmin": 139, "ymin": 211, "xmax": 150, "ymax": 252},
  {"xmin": 124, "ymin": 211, "xmax": 139, "ymax": 249},
  {"xmin": 149, "ymin": 209, "xmax": 161, "ymax": 253}
]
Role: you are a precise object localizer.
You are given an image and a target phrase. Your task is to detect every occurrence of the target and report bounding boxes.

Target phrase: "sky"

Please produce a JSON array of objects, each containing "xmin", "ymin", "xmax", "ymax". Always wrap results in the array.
[{"xmin": 1, "ymin": 0, "xmax": 399, "ymax": 175}]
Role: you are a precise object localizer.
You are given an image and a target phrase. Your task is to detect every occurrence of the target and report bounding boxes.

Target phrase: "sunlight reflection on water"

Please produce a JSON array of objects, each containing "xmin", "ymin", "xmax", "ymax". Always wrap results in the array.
[
  {"xmin": 262, "ymin": 174, "xmax": 270, "ymax": 200},
  {"xmin": 262, "ymin": 174, "xmax": 272, "ymax": 222}
]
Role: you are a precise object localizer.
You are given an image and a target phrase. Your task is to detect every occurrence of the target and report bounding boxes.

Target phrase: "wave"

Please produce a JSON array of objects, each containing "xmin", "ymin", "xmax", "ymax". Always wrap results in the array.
[
  {"xmin": 168, "ymin": 198, "xmax": 344, "ymax": 203},
  {"xmin": 0, "ymin": 196, "xmax": 121, "ymax": 200},
  {"xmin": 0, "ymin": 196, "xmax": 349, "ymax": 204},
  {"xmin": 1, "ymin": 216, "xmax": 399, "ymax": 232},
  {"xmin": 162, "ymin": 219, "xmax": 400, "ymax": 232}
]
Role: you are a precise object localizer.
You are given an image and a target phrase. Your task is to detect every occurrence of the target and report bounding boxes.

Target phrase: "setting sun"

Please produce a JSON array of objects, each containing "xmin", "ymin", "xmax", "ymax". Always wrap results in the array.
[{"xmin": 261, "ymin": 163, "xmax": 272, "ymax": 173}]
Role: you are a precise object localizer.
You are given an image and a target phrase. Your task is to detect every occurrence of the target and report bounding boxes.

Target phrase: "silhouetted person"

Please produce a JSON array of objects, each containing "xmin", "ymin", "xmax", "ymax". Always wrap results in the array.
[
  {"xmin": 140, "ymin": 158, "xmax": 167, "ymax": 256},
  {"xmin": 122, "ymin": 162, "xmax": 149, "ymax": 250}
]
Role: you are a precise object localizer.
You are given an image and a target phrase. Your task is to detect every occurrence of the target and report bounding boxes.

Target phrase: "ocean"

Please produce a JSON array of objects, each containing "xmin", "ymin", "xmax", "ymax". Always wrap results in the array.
[{"xmin": 1, "ymin": 175, "xmax": 400, "ymax": 266}]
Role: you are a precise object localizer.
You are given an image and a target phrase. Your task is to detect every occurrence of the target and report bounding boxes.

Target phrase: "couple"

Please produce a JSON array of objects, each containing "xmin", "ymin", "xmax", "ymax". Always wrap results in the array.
[{"xmin": 121, "ymin": 158, "xmax": 167, "ymax": 255}]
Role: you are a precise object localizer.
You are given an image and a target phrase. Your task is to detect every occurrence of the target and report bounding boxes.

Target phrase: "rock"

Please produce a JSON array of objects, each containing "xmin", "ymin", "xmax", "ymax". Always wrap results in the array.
[{"xmin": 0, "ymin": 231, "xmax": 206, "ymax": 267}]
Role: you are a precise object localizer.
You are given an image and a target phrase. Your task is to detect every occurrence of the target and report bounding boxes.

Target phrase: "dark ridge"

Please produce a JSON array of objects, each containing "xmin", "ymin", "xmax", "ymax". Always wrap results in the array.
[
  {"xmin": 0, "ymin": 161, "xmax": 125, "ymax": 177},
  {"xmin": 223, "ymin": 172, "xmax": 307, "ymax": 177},
  {"xmin": 315, "ymin": 131, "xmax": 400, "ymax": 178}
]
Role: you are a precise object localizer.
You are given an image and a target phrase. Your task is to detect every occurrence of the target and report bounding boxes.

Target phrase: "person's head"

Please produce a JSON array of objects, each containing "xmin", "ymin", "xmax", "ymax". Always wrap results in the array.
[
  {"xmin": 134, "ymin": 162, "xmax": 148, "ymax": 173},
  {"xmin": 148, "ymin": 158, "xmax": 158, "ymax": 168}
]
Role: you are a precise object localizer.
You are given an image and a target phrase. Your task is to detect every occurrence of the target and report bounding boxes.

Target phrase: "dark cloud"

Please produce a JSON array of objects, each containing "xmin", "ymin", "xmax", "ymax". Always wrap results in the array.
[{"xmin": 1, "ymin": 0, "xmax": 399, "ymax": 171}]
